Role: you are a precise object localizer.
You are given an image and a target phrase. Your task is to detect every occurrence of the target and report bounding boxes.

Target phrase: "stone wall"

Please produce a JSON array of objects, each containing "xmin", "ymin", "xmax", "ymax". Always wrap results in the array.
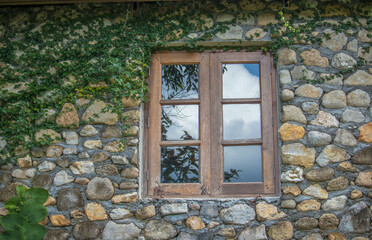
[{"xmin": 0, "ymin": 1, "xmax": 372, "ymax": 240}]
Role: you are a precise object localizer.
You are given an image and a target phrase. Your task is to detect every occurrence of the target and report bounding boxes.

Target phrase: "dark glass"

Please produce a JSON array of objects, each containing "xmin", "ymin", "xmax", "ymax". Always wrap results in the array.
[
  {"xmin": 222, "ymin": 63, "xmax": 260, "ymax": 99},
  {"xmin": 161, "ymin": 105, "xmax": 199, "ymax": 141},
  {"xmin": 223, "ymin": 104, "xmax": 261, "ymax": 140},
  {"xmin": 223, "ymin": 145, "xmax": 262, "ymax": 183},
  {"xmin": 161, "ymin": 146, "xmax": 199, "ymax": 183},
  {"xmin": 162, "ymin": 64, "xmax": 199, "ymax": 99}
]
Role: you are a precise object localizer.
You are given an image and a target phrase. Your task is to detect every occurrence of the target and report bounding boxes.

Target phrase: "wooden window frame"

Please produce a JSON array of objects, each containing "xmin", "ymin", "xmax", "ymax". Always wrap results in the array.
[{"xmin": 145, "ymin": 51, "xmax": 278, "ymax": 198}]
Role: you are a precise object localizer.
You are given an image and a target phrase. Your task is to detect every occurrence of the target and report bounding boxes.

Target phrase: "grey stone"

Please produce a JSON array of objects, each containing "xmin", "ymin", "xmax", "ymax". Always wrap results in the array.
[
  {"xmin": 62, "ymin": 131, "xmax": 78, "ymax": 145},
  {"xmin": 12, "ymin": 169, "xmax": 27, "ymax": 179},
  {"xmin": 54, "ymin": 170, "xmax": 74, "ymax": 186},
  {"xmin": 347, "ymin": 89, "xmax": 371, "ymax": 107},
  {"xmin": 0, "ymin": 137, "xmax": 6, "ymax": 151},
  {"xmin": 0, "ymin": 172, "xmax": 12, "ymax": 188},
  {"xmin": 301, "ymin": 233, "xmax": 322, "ymax": 240},
  {"xmin": 102, "ymin": 126, "xmax": 122, "ymax": 138},
  {"xmin": 216, "ymin": 25, "xmax": 243, "ymax": 40},
  {"xmin": 321, "ymin": 29, "xmax": 347, "ymax": 51},
  {"xmin": 322, "ymin": 195, "xmax": 348, "ymax": 211},
  {"xmin": 352, "ymin": 147, "xmax": 372, "ymax": 165},
  {"xmin": 63, "ymin": 147, "xmax": 78, "ymax": 155},
  {"xmin": 279, "ymin": 70, "xmax": 291, "ymax": 85},
  {"xmin": 33, "ymin": 174, "xmax": 53, "ymax": 190},
  {"xmin": 57, "ymin": 188, "xmax": 84, "ymax": 210},
  {"xmin": 220, "ymin": 204, "xmax": 255, "ymax": 225},
  {"xmin": 347, "ymin": 39, "xmax": 358, "ymax": 52},
  {"xmin": 91, "ymin": 152, "xmax": 109, "ymax": 162},
  {"xmin": 331, "ymin": 53, "xmax": 357, "ymax": 70},
  {"xmin": 305, "ymin": 167, "xmax": 334, "ymax": 182},
  {"xmin": 102, "ymin": 221, "xmax": 141, "ymax": 240},
  {"xmin": 302, "ymin": 102, "xmax": 319, "ymax": 115},
  {"xmin": 56, "ymin": 157, "xmax": 71, "ymax": 168},
  {"xmin": 43, "ymin": 229, "xmax": 69, "ymax": 240},
  {"xmin": 78, "ymin": 152, "xmax": 89, "ymax": 159},
  {"xmin": 144, "ymin": 220, "xmax": 177, "ymax": 240},
  {"xmin": 322, "ymin": 90, "xmax": 347, "ymax": 109},
  {"xmin": 340, "ymin": 201, "xmax": 371, "ymax": 233},
  {"xmin": 295, "ymin": 217, "xmax": 318, "ymax": 230},
  {"xmin": 160, "ymin": 203, "xmax": 188, "ymax": 216},
  {"xmin": 80, "ymin": 125, "xmax": 98, "ymax": 137},
  {"xmin": 38, "ymin": 161, "xmax": 56, "ymax": 172},
  {"xmin": 357, "ymin": 29, "xmax": 371, "ymax": 42},
  {"xmin": 344, "ymin": 70, "xmax": 372, "ymax": 86},
  {"xmin": 307, "ymin": 131, "xmax": 332, "ymax": 147},
  {"xmin": 341, "ymin": 109, "xmax": 365, "ymax": 123},
  {"xmin": 96, "ymin": 164, "xmax": 119, "ymax": 176},
  {"xmin": 178, "ymin": 232, "xmax": 198, "ymax": 240},
  {"xmin": 111, "ymin": 155, "xmax": 128, "ymax": 165},
  {"xmin": 201, "ymin": 203, "xmax": 219, "ymax": 218},
  {"xmin": 291, "ymin": 65, "xmax": 315, "ymax": 80},
  {"xmin": 334, "ymin": 129, "xmax": 357, "ymax": 147},
  {"xmin": 73, "ymin": 221, "xmax": 101, "ymax": 240},
  {"xmin": 281, "ymin": 199, "xmax": 296, "ymax": 209},
  {"xmin": 110, "ymin": 208, "xmax": 132, "ymax": 220},
  {"xmin": 238, "ymin": 224, "xmax": 267, "ymax": 240},
  {"xmin": 86, "ymin": 177, "xmax": 114, "ymax": 200}
]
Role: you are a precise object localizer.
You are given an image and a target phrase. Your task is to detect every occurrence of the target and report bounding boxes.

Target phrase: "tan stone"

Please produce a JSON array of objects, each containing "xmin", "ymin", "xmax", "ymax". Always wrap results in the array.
[
  {"xmin": 91, "ymin": 152, "xmax": 109, "ymax": 162},
  {"xmin": 17, "ymin": 155, "xmax": 32, "ymax": 168},
  {"xmin": 186, "ymin": 216, "xmax": 205, "ymax": 230},
  {"xmin": 207, "ymin": 221, "xmax": 220, "ymax": 229},
  {"xmin": 310, "ymin": 111, "xmax": 339, "ymax": 128},
  {"xmin": 122, "ymin": 110, "xmax": 140, "ymax": 125},
  {"xmin": 277, "ymin": 48, "xmax": 297, "ymax": 66},
  {"xmin": 56, "ymin": 103, "xmax": 79, "ymax": 128},
  {"xmin": 316, "ymin": 145, "xmax": 350, "ymax": 167},
  {"xmin": 281, "ymin": 89, "xmax": 294, "ymax": 102},
  {"xmin": 300, "ymin": 49, "xmax": 329, "ymax": 68},
  {"xmin": 329, "ymin": 232, "xmax": 346, "ymax": 240},
  {"xmin": 358, "ymin": 122, "xmax": 372, "ymax": 143},
  {"xmin": 70, "ymin": 161, "xmax": 94, "ymax": 174},
  {"xmin": 326, "ymin": 176, "xmax": 349, "ymax": 191},
  {"xmin": 344, "ymin": 70, "xmax": 372, "ymax": 86},
  {"xmin": 39, "ymin": 216, "xmax": 48, "ymax": 226},
  {"xmin": 268, "ymin": 221, "xmax": 293, "ymax": 240},
  {"xmin": 82, "ymin": 100, "xmax": 118, "ymax": 125},
  {"xmin": 112, "ymin": 192, "xmax": 138, "ymax": 203},
  {"xmin": 319, "ymin": 213, "xmax": 339, "ymax": 230},
  {"xmin": 350, "ymin": 189, "xmax": 363, "ymax": 199},
  {"xmin": 104, "ymin": 141, "xmax": 125, "ymax": 152},
  {"xmin": 322, "ymin": 4, "xmax": 350, "ymax": 17},
  {"xmin": 303, "ymin": 184, "xmax": 328, "ymax": 199},
  {"xmin": 75, "ymin": 177, "xmax": 90, "ymax": 185},
  {"xmin": 320, "ymin": 73, "xmax": 343, "ymax": 85},
  {"xmin": 355, "ymin": 171, "xmax": 372, "ymax": 188},
  {"xmin": 281, "ymin": 185, "xmax": 301, "ymax": 196},
  {"xmin": 85, "ymin": 202, "xmax": 108, "ymax": 221},
  {"xmin": 256, "ymin": 202, "xmax": 286, "ymax": 221},
  {"xmin": 135, "ymin": 205, "xmax": 156, "ymax": 220},
  {"xmin": 44, "ymin": 196, "xmax": 56, "ymax": 206},
  {"xmin": 83, "ymin": 140, "xmax": 102, "ymax": 149},
  {"xmin": 279, "ymin": 123, "xmax": 305, "ymax": 141},
  {"xmin": 102, "ymin": 126, "xmax": 122, "ymax": 138},
  {"xmin": 358, "ymin": 47, "xmax": 372, "ymax": 63},
  {"xmin": 1, "ymin": 82, "xmax": 27, "ymax": 94},
  {"xmin": 337, "ymin": 162, "xmax": 357, "ymax": 173},
  {"xmin": 281, "ymin": 143, "xmax": 315, "ymax": 169},
  {"xmin": 295, "ymin": 84, "xmax": 323, "ymax": 99},
  {"xmin": 121, "ymin": 167, "xmax": 139, "ymax": 179},
  {"xmin": 50, "ymin": 215, "xmax": 71, "ymax": 226},
  {"xmin": 80, "ymin": 125, "xmax": 98, "ymax": 137},
  {"xmin": 45, "ymin": 145, "xmax": 63, "ymax": 158},
  {"xmin": 70, "ymin": 209, "xmax": 84, "ymax": 219},
  {"xmin": 282, "ymin": 105, "xmax": 307, "ymax": 124},
  {"xmin": 124, "ymin": 126, "xmax": 139, "ymax": 137},
  {"xmin": 239, "ymin": 0, "xmax": 265, "ymax": 11},
  {"xmin": 299, "ymin": 10, "xmax": 315, "ymax": 20},
  {"xmin": 357, "ymin": 29, "xmax": 372, "ymax": 42},
  {"xmin": 322, "ymin": 90, "xmax": 347, "ymax": 109},
  {"xmin": 297, "ymin": 199, "xmax": 321, "ymax": 212},
  {"xmin": 321, "ymin": 29, "xmax": 347, "ymax": 51},
  {"xmin": 216, "ymin": 25, "xmax": 243, "ymax": 40},
  {"xmin": 257, "ymin": 13, "xmax": 278, "ymax": 26},
  {"xmin": 121, "ymin": 96, "xmax": 141, "ymax": 108},
  {"xmin": 245, "ymin": 28, "xmax": 266, "ymax": 40},
  {"xmin": 35, "ymin": 129, "xmax": 61, "ymax": 144}
]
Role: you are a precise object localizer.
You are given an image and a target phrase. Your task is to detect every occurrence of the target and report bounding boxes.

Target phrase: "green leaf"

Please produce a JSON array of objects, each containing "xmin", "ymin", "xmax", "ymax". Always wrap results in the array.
[
  {"xmin": 19, "ymin": 203, "xmax": 47, "ymax": 224},
  {"xmin": 0, "ymin": 230, "xmax": 25, "ymax": 240},
  {"xmin": 21, "ymin": 223, "xmax": 46, "ymax": 240},
  {"xmin": 0, "ymin": 214, "xmax": 27, "ymax": 231},
  {"xmin": 24, "ymin": 188, "xmax": 49, "ymax": 205},
  {"xmin": 16, "ymin": 185, "xmax": 28, "ymax": 198},
  {"xmin": 4, "ymin": 197, "xmax": 21, "ymax": 212}
]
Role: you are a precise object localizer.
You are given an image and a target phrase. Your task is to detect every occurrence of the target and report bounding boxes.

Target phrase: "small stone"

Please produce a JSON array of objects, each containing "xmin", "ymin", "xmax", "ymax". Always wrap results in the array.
[
  {"xmin": 303, "ymin": 184, "xmax": 328, "ymax": 199},
  {"xmin": 357, "ymin": 29, "xmax": 371, "ymax": 42},
  {"xmin": 279, "ymin": 70, "xmax": 291, "ymax": 85},
  {"xmin": 281, "ymin": 199, "xmax": 296, "ymax": 209},
  {"xmin": 302, "ymin": 102, "xmax": 319, "ymax": 114},
  {"xmin": 355, "ymin": 171, "xmax": 372, "ymax": 187},
  {"xmin": 56, "ymin": 157, "xmax": 70, "ymax": 168},
  {"xmin": 257, "ymin": 13, "xmax": 278, "ymax": 26},
  {"xmin": 301, "ymin": 233, "xmax": 323, "ymax": 240},
  {"xmin": 311, "ymin": 111, "xmax": 339, "ymax": 128},
  {"xmin": 279, "ymin": 123, "xmax": 305, "ymax": 141},
  {"xmin": 291, "ymin": 65, "xmax": 315, "ymax": 80},
  {"xmin": 78, "ymin": 152, "xmax": 89, "ymax": 159},
  {"xmin": 62, "ymin": 131, "xmax": 78, "ymax": 145},
  {"xmin": 297, "ymin": 199, "xmax": 321, "ymax": 212},
  {"xmin": 207, "ymin": 222, "xmax": 220, "ymax": 229},
  {"xmin": 96, "ymin": 164, "xmax": 119, "ymax": 176},
  {"xmin": 281, "ymin": 143, "xmax": 315, "ymax": 169},
  {"xmin": 308, "ymin": 131, "xmax": 332, "ymax": 147},
  {"xmin": 86, "ymin": 177, "xmax": 114, "ymax": 200},
  {"xmin": 322, "ymin": 90, "xmax": 347, "ymax": 109},
  {"xmin": 17, "ymin": 155, "xmax": 32, "ymax": 168},
  {"xmin": 190, "ymin": 203, "xmax": 200, "ymax": 211},
  {"xmin": 121, "ymin": 96, "xmax": 141, "ymax": 108},
  {"xmin": 91, "ymin": 152, "xmax": 109, "ymax": 162},
  {"xmin": 332, "ymin": 53, "xmax": 357, "ymax": 70},
  {"xmin": 25, "ymin": 168, "xmax": 36, "ymax": 178},
  {"xmin": 200, "ymin": 203, "xmax": 219, "ymax": 217},
  {"xmin": 320, "ymin": 73, "xmax": 343, "ymax": 85},
  {"xmin": 73, "ymin": 221, "xmax": 100, "ymax": 240},
  {"xmin": 131, "ymin": 149, "xmax": 138, "ymax": 165},
  {"xmin": 0, "ymin": 172, "xmax": 12, "ymax": 188},
  {"xmin": 342, "ymin": 109, "xmax": 365, "ymax": 123},
  {"xmin": 124, "ymin": 126, "xmax": 139, "ymax": 137},
  {"xmin": 282, "ymin": 185, "xmax": 301, "ymax": 196},
  {"xmin": 83, "ymin": 140, "xmax": 102, "ymax": 149},
  {"xmin": 85, "ymin": 202, "xmax": 107, "ymax": 220},
  {"xmin": 334, "ymin": 129, "xmax": 357, "ymax": 147},
  {"xmin": 281, "ymin": 167, "xmax": 304, "ymax": 183},
  {"xmin": 216, "ymin": 25, "xmax": 243, "ymax": 40},
  {"xmin": 11, "ymin": 169, "xmax": 26, "ymax": 179},
  {"xmin": 347, "ymin": 39, "xmax": 358, "ymax": 52},
  {"xmin": 136, "ymin": 205, "xmax": 156, "ymax": 220},
  {"xmin": 120, "ymin": 182, "xmax": 138, "ymax": 190},
  {"xmin": 70, "ymin": 210, "xmax": 84, "ymax": 219},
  {"xmin": 50, "ymin": 215, "xmax": 71, "ymax": 226},
  {"xmin": 256, "ymin": 201, "xmax": 286, "ymax": 221},
  {"xmin": 0, "ymin": 183, "xmax": 25, "ymax": 202},
  {"xmin": 111, "ymin": 155, "xmax": 128, "ymax": 165},
  {"xmin": 277, "ymin": 48, "xmax": 297, "ymax": 66},
  {"xmin": 111, "ymin": 192, "xmax": 138, "ymax": 203},
  {"xmin": 344, "ymin": 70, "xmax": 372, "ymax": 86},
  {"xmin": 82, "ymin": 101, "xmax": 118, "ymax": 125},
  {"xmin": 186, "ymin": 216, "xmax": 205, "ymax": 230},
  {"xmin": 300, "ymin": 49, "xmax": 329, "ymax": 68},
  {"xmin": 358, "ymin": 122, "xmax": 372, "ymax": 143},
  {"xmin": 350, "ymin": 189, "xmax": 363, "ymax": 199},
  {"xmin": 339, "ymin": 201, "xmax": 371, "ymax": 233},
  {"xmin": 268, "ymin": 221, "xmax": 293, "ymax": 240},
  {"xmin": 54, "ymin": 171, "xmax": 74, "ymax": 186},
  {"xmin": 103, "ymin": 141, "xmax": 125, "ymax": 152},
  {"xmin": 218, "ymin": 226, "xmax": 236, "ymax": 237},
  {"xmin": 56, "ymin": 103, "xmax": 79, "ymax": 128},
  {"xmin": 282, "ymin": 105, "xmax": 307, "ymax": 124},
  {"xmin": 352, "ymin": 147, "xmax": 372, "ymax": 165},
  {"xmin": 35, "ymin": 129, "xmax": 61, "ymax": 144},
  {"xmin": 121, "ymin": 167, "xmax": 139, "ymax": 179},
  {"xmin": 319, "ymin": 213, "xmax": 339, "ymax": 230},
  {"xmin": 329, "ymin": 233, "xmax": 346, "ymax": 240},
  {"xmin": 57, "ymin": 188, "xmax": 84, "ymax": 210},
  {"xmin": 295, "ymin": 217, "xmax": 318, "ymax": 230},
  {"xmin": 316, "ymin": 145, "xmax": 350, "ymax": 167},
  {"xmin": 347, "ymin": 89, "xmax": 371, "ymax": 107},
  {"xmin": 220, "ymin": 204, "xmax": 255, "ymax": 225},
  {"xmin": 321, "ymin": 29, "xmax": 347, "ymax": 51},
  {"xmin": 102, "ymin": 126, "xmax": 122, "ymax": 138},
  {"xmin": 44, "ymin": 196, "xmax": 56, "ymax": 206},
  {"xmin": 63, "ymin": 147, "xmax": 77, "ymax": 155},
  {"xmin": 337, "ymin": 162, "xmax": 357, "ymax": 172},
  {"xmin": 358, "ymin": 47, "xmax": 372, "ymax": 63},
  {"xmin": 327, "ymin": 176, "xmax": 349, "ymax": 191},
  {"xmin": 240, "ymin": 0, "xmax": 266, "ymax": 11},
  {"xmin": 31, "ymin": 148, "xmax": 44, "ymax": 158},
  {"xmin": 305, "ymin": 167, "xmax": 334, "ymax": 182},
  {"xmin": 79, "ymin": 125, "xmax": 98, "ymax": 137},
  {"xmin": 38, "ymin": 161, "xmax": 56, "ymax": 172},
  {"xmin": 75, "ymin": 177, "xmax": 90, "ymax": 185},
  {"xmin": 281, "ymin": 89, "xmax": 294, "ymax": 101},
  {"xmin": 238, "ymin": 224, "xmax": 267, "ymax": 240},
  {"xmin": 70, "ymin": 161, "xmax": 94, "ymax": 174},
  {"xmin": 102, "ymin": 221, "xmax": 141, "ymax": 240},
  {"xmin": 245, "ymin": 28, "xmax": 266, "ymax": 40},
  {"xmin": 160, "ymin": 203, "xmax": 188, "ymax": 216},
  {"xmin": 295, "ymin": 84, "xmax": 323, "ymax": 99},
  {"xmin": 322, "ymin": 195, "xmax": 348, "ymax": 211},
  {"xmin": 110, "ymin": 208, "xmax": 133, "ymax": 219},
  {"xmin": 144, "ymin": 220, "xmax": 177, "ymax": 240}
]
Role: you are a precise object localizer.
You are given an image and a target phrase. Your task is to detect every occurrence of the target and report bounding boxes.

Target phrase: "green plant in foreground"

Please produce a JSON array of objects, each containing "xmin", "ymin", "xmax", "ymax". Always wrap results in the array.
[{"xmin": 0, "ymin": 186, "xmax": 49, "ymax": 240}]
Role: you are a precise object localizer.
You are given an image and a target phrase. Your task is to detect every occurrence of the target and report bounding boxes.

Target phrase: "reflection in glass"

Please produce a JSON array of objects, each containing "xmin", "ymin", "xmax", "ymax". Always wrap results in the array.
[
  {"xmin": 162, "ymin": 64, "xmax": 199, "ymax": 99},
  {"xmin": 224, "ymin": 145, "xmax": 262, "ymax": 183},
  {"xmin": 222, "ymin": 64, "xmax": 260, "ymax": 99},
  {"xmin": 161, "ymin": 105, "xmax": 199, "ymax": 141},
  {"xmin": 223, "ymin": 104, "xmax": 261, "ymax": 140},
  {"xmin": 161, "ymin": 146, "xmax": 199, "ymax": 183}
]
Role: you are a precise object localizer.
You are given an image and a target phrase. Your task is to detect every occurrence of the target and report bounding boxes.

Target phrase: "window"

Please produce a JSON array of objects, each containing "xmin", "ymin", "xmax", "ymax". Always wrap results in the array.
[{"xmin": 145, "ymin": 51, "xmax": 278, "ymax": 198}]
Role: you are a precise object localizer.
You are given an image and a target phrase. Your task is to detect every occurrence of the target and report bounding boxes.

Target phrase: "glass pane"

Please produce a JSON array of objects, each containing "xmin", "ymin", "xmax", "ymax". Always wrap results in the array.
[
  {"xmin": 161, "ymin": 105, "xmax": 199, "ymax": 141},
  {"xmin": 223, "ymin": 63, "xmax": 260, "ymax": 99},
  {"xmin": 161, "ymin": 146, "xmax": 199, "ymax": 183},
  {"xmin": 223, "ymin": 104, "xmax": 261, "ymax": 140},
  {"xmin": 224, "ymin": 145, "xmax": 262, "ymax": 183},
  {"xmin": 162, "ymin": 64, "xmax": 199, "ymax": 99}
]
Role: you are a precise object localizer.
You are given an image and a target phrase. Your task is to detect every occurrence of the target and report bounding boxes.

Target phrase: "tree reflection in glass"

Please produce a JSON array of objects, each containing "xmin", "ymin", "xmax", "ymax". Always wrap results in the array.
[
  {"xmin": 161, "ymin": 145, "xmax": 199, "ymax": 183},
  {"xmin": 162, "ymin": 64, "xmax": 199, "ymax": 99}
]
